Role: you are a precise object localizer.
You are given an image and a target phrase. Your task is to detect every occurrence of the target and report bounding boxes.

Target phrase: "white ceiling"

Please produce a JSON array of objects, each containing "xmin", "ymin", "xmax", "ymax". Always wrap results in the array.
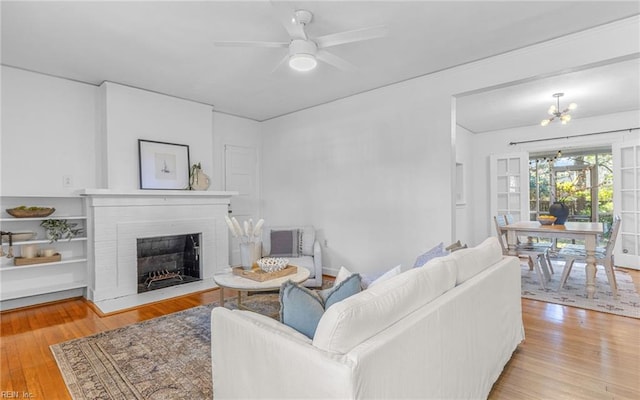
[{"xmin": 2, "ymin": 1, "xmax": 639, "ymax": 131}]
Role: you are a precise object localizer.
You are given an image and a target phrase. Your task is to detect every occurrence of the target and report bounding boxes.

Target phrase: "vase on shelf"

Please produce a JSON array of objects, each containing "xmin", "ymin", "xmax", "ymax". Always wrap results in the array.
[{"xmin": 549, "ymin": 201, "xmax": 569, "ymax": 225}]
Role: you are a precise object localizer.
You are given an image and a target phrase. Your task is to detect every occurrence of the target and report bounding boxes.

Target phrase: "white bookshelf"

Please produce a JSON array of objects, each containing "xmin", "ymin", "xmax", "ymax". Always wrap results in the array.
[{"xmin": 0, "ymin": 196, "xmax": 88, "ymax": 310}]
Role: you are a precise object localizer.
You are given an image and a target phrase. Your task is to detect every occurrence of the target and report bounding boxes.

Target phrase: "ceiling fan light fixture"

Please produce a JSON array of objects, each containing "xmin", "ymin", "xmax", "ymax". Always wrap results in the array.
[{"xmin": 289, "ymin": 53, "xmax": 317, "ymax": 71}]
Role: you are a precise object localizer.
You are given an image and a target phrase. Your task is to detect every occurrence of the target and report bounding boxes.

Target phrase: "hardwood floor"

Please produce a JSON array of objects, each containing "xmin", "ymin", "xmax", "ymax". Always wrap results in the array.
[{"xmin": 1, "ymin": 273, "xmax": 639, "ymax": 399}]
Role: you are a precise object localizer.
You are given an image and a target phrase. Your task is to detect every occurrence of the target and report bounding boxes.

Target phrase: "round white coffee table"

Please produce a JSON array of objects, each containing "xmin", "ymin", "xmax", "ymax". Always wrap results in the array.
[{"xmin": 213, "ymin": 266, "xmax": 310, "ymax": 312}]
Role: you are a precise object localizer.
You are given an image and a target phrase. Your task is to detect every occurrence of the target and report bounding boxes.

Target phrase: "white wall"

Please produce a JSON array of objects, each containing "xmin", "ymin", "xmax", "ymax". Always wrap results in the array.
[
  {"xmin": 100, "ymin": 82, "xmax": 214, "ymax": 190},
  {"xmin": 261, "ymin": 80, "xmax": 452, "ymax": 274},
  {"xmin": 455, "ymin": 125, "xmax": 474, "ymax": 246},
  {"xmin": 261, "ymin": 16, "xmax": 640, "ymax": 275},
  {"xmin": 1, "ymin": 66, "xmax": 98, "ymax": 195},
  {"xmin": 467, "ymin": 110, "xmax": 640, "ymax": 245}
]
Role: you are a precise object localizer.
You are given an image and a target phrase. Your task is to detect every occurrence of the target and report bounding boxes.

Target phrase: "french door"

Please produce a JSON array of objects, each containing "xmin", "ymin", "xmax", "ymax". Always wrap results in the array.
[
  {"xmin": 489, "ymin": 152, "xmax": 530, "ymax": 227},
  {"xmin": 613, "ymin": 140, "xmax": 640, "ymax": 270}
]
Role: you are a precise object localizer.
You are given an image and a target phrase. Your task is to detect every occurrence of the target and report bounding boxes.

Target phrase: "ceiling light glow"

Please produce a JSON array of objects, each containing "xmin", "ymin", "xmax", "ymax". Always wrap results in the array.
[{"xmin": 289, "ymin": 53, "xmax": 317, "ymax": 72}]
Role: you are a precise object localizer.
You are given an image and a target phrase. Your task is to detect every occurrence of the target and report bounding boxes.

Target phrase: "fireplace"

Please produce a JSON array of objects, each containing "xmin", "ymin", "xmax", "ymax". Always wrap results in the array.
[
  {"xmin": 137, "ymin": 233, "xmax": 201, "ymax": 293},
  {"xmin": 82, "ymin": 189, "xmax": 235, "ymax": 313}
]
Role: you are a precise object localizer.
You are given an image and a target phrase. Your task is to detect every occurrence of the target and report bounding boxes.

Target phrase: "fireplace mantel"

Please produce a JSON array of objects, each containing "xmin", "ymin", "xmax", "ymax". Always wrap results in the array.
[
  {"xmin": 82, "ymin": 189, "xmax": 236, "ymax": 313},
  {"xmin": 80, "ymin": 189, "xmax": 238, "ymax": 198}
]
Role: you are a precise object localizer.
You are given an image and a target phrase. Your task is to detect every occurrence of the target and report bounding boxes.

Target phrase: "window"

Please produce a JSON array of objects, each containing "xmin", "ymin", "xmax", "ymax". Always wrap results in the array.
[{"xmin": 529, "ymin": 150, "xmax": 613, "ymax": 231}]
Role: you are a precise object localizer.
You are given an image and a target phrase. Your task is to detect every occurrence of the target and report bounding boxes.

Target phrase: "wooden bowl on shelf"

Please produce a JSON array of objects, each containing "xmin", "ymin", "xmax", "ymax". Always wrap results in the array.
[{"xmin": 6, "ymin": 207, "xmax": 55, "ymax": 218}]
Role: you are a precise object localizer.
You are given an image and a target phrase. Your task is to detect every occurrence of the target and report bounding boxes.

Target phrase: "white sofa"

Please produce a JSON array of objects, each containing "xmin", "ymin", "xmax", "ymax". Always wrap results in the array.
[
  {"xmin": 211, "ymin": 237, "xmax": 524, "ymax": 399},
  {"xmin": 261, "ymin": 225, "xmax": 323, "ymax": 287}
]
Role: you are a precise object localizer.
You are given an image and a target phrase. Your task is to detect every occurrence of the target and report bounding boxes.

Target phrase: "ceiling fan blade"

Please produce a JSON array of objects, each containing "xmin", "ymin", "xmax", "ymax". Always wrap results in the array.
[
  {"xmin": 315, "ymin": 25, "xmax": 388, "ymax": 49},
  {"xmin": 269, "ymin": 1, "xmax": 307, "ymax": 40},
  {"xmin": 271, "ymin": 54, "xmax": 289, "ymax": 73},
  {"xmin": 214, "ymin": 41, "xmax": 289, "ymax": 48},
  {"xmin": 316, "ymin": 50, "xmax": 357, "ymax": 72}
]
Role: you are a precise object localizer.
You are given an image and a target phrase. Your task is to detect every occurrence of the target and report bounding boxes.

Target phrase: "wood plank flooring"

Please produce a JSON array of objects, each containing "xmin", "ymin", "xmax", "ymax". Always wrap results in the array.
[{"xmin": 1, "ymin": 272, "xmax": 639, "ymax": 399}]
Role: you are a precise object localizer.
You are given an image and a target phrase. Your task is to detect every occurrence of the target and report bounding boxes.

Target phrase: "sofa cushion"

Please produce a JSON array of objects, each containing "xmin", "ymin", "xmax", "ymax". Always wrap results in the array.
[
  {"xmin": 288, "ymin": 256, "xmax": 316, "ymax": 279},
  {"xmin": 270, "ymin": 229, "xmax": 300, "ymax": 257},
  {"xmin": 450, "ymin": 237, "xmax": 503, "ymax": 285},
  {"xmin": 313, "ymin": 258, "xmax": 457, "ymax": 354},
  {"xmin": 413, "ymin": 242, "xmax": 448, "ymax": 268},
  {"xmin": 280, "ymin": 274, "xmax": 362, "ymax": 339}
]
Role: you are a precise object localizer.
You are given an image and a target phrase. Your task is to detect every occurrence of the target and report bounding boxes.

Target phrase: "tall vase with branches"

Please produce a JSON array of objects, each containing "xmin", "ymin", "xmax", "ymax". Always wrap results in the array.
[{"xmin": 224, "ymin": 216, "xmax": 264, "ymax": 269}]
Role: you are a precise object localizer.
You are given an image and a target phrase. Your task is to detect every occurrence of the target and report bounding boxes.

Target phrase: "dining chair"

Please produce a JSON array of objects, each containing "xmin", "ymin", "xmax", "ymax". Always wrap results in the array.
[
  {"xmin": 558, "ymin": 215, "xmax": 621, "ymax": 297},
  {"xmin": 503, "ymin": 214, "xmax": 555, "ymax": 274},
  {"xmin": 494, "ymin": 216, "xmax": 552, "ymax": 289}
]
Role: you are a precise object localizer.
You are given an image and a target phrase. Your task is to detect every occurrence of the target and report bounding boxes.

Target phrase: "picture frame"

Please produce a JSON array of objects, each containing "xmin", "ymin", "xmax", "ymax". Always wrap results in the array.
[{"xmin": 138, "ymin": 140, "xmax": 191, "ymax": 190}]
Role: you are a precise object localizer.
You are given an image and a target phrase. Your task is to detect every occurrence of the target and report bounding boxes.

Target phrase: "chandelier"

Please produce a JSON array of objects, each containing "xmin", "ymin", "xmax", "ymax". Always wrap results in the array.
[{"xmin": 540, "ymin": 93, "xmax": 577, "ymax": 126}]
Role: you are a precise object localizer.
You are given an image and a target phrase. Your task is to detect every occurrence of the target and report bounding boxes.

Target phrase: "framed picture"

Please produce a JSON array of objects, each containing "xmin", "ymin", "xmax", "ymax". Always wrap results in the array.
[{"xmin": 138, "ymin": 140, "xmax": 190, "ymax": 190}]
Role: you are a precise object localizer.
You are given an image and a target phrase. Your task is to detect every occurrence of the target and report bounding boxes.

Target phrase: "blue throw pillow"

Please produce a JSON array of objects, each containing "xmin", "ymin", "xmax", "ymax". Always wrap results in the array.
[
  {"xmin": 280, "ymin": 274, "xmax": 361, "ymax": 338},
  {"xmin": 318, "ymin": 272, "xmax": 362, "ymax": 309},
  {"xmin": 413, "ymin": 242, "xmax": 448, "ymax": 268}
]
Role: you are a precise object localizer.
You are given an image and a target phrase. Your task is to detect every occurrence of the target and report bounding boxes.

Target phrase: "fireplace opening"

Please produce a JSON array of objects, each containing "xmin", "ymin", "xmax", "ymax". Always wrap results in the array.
[{"xmin": 137, "ymin": 233, "xmax": 201, "ymax": 293}]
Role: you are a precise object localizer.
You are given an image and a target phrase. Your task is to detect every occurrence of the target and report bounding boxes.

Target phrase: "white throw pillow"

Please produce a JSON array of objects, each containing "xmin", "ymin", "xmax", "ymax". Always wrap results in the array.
[
  {"xmin": 334, "ymin": 266, "xmax": 353, "ymax": 286},
  {"xmin": 365, "ymin": 264, "xmax": 402, "ymax": 288},
  {"xmin": 334, "ymin": 264, "xmax": 402, "ymax": 289}
]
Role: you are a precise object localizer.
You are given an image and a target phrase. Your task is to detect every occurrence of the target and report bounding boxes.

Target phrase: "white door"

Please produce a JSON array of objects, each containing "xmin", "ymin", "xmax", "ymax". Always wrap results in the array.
[
  {"xmin": 489, "ymin": 152, "xmax": 530, "ymax": 227},
  {"xmin": 613, "ymin": 140, "xmax": 640, "ymax": 270},
  {"xmin": 224, "ymin": 145, "xmax": 259, "ymax": 266}
]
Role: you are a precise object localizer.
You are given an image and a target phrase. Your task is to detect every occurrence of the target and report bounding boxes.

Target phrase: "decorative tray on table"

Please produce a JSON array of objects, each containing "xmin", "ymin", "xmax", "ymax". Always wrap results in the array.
[{"xmin": 232, "ymin": 265, "xmax": 297, "ymax": 282}]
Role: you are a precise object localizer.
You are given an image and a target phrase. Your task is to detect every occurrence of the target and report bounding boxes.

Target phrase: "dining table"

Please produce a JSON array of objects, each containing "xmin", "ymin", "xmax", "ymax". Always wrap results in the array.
[{"xmin": 502, "ymin": 221, "xmax": 604, "ymax": 299}]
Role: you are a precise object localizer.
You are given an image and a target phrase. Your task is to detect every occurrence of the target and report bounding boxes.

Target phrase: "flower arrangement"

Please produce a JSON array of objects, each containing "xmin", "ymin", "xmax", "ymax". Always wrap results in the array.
[{"xmin": 224, "ymin": 216, "xmax": 264, "ymax": 243}]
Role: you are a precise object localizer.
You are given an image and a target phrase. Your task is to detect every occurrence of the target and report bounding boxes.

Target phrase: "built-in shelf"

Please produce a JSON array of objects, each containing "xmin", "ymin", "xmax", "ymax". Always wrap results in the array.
[
  {"xmin": 1, "ymin": 281, "xmax": 87, "ymax": 301},
  {"xmin": 0, "ymin": 216, "xmax": 87, "ymax": 222},
  {"xmin": 0, "ymin": 195, "xmax": 88, "ymax": 310},
  {"xmin": 0, "ymin": 256, "xmax": 88, "ymax": 271},
  {"xmin": 1, "ymin": 237, "xmax": 87, "ymax": 246}
]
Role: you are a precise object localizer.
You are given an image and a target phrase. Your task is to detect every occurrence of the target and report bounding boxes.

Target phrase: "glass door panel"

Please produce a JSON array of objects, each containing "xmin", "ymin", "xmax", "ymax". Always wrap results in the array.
[{"xmin": 613, "ymin": 141, "xmax": 640, "ymax": 269}]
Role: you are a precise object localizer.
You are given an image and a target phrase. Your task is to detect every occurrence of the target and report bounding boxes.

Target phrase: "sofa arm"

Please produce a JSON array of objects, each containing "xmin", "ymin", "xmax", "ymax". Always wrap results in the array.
[
  {"xmin": 211, "ymin": 307, "xmax": 354, "ymax": 399},
  {"xmin": 313, "ymin": 239, "xmax": 323, "ymax": 277}
]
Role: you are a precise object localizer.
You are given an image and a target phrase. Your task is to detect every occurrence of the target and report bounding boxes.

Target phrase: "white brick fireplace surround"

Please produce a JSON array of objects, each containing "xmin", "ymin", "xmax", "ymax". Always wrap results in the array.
[{"xmin": 81, "ymin": 190, "xmax": 236, "ymax": 314}]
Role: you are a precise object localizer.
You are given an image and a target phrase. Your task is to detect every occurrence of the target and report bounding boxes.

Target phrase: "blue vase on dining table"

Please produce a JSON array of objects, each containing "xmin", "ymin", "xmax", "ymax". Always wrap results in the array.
[{"xmin": 549, "ymin": 201, "xmax": 569, "ymax": 225}]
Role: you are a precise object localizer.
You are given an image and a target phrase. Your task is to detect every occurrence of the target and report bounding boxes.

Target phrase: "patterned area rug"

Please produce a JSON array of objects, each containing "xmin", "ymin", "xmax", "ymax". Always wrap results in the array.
[
  {"xmin": 50, "ymin": 293, "xmax": 280, "ymax": 400},
  {"xmin": 521, "ymin": 262, "xmax": 640, "ymax": 318}
]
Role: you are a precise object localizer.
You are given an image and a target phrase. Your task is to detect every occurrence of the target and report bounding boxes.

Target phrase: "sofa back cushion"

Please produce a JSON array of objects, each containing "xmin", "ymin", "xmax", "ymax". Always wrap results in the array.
[
  {"xmin": 313, "ymin": 258, "xmax": 457, "ymax": 354},
  {"xmin": 450, "ymin": 237, "xmax": 503, "ymax": 285}
]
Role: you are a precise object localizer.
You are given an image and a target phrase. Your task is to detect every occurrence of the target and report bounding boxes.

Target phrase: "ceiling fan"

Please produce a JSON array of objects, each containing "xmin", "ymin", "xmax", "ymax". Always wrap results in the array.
[{"xmin": 214, "ymin": 7, "xmax": 388, "ymax": 72}]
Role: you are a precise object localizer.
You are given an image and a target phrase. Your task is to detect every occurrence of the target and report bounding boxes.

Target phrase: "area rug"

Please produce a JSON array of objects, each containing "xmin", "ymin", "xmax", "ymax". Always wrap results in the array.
[
  {"xmin": 521, "ymin": 262, "xmax": 640, "ymax": 319},
  {"xmin": 50, "ymin": 293, "xmax": 280, "ymax": 400}
]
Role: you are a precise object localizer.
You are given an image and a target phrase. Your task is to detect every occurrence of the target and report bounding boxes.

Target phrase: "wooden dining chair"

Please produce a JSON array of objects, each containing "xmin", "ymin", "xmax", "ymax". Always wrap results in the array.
[
  {"xmin": 494, "ymin": 216, "xmax": 552, "ymax": 289},
  {"xmin": 503, "ymin": 214, "xmax": 555, "ymax": 274},
  {"xmin": 558, "ymin": 216, "xmax": 621, "ymax": 297}
]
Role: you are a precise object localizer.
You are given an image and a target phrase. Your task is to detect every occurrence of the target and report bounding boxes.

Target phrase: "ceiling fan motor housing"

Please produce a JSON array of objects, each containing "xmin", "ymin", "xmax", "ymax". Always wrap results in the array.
[{"xmin": 289, "ymin": 39, "xmax": 317, "ymax": 57}]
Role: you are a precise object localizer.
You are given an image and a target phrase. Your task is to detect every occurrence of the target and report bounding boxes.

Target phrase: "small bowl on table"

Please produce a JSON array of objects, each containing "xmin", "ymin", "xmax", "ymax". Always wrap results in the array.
[
  {"xmin": 537, "ymin": 215, "xmax": 557, "ymax": 225},
  {"xmin": 256, "ymin": 257, "xmax": 289, "ymax": 273}
]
